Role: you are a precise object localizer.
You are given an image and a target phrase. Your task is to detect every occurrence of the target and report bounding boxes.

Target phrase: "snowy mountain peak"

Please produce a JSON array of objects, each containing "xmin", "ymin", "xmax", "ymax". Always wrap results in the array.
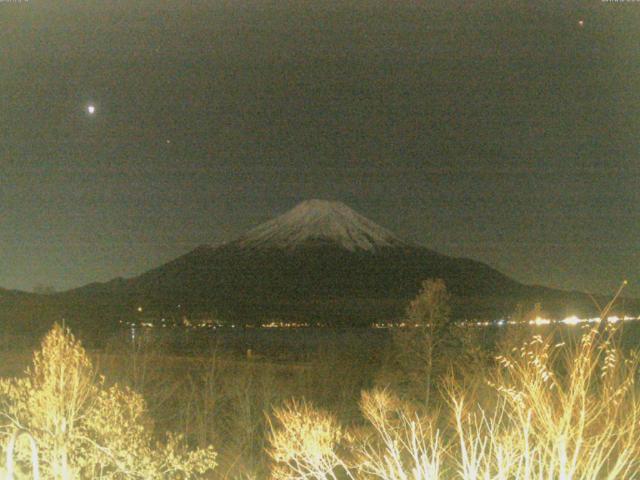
[{"xmin": 233, "ymin": 200, "xmax": 411, "ymax": 252}]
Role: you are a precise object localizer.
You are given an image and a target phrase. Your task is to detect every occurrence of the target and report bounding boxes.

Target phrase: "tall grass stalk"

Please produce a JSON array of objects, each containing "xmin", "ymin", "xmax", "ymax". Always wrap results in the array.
[{"xmin": 268, "ymin": 324, "xmax": 640, "ymax": 479}]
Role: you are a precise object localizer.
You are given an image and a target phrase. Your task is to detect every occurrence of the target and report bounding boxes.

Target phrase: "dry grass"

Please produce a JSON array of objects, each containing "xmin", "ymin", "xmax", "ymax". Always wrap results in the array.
[
  {"xmin": 93, "ymin": 338, "xmax": 377, "ymax": 479},
  {"xmin": 267, "ymin": 324, "xmax": 640, "ymax": 479}
]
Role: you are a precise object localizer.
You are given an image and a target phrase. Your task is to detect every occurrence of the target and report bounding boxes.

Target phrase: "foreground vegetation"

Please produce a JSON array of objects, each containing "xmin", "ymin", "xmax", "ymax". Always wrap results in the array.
[
  {"xmin": 0, "ymin": 281, "xmax": 638, "ymax": 479},
  {"xmin": 0, "ymin": 324, "xmax": 217, "ymax": 479},
  {"xmin": 269, "ymin": 323, "xmax": 640, "ymax": 479}
]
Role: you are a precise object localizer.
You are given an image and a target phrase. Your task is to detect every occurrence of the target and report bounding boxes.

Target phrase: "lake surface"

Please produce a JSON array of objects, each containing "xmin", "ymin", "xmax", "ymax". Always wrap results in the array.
[{"xmin": 110, "ymin": 320, "xmax": 640, "ymax": 360}]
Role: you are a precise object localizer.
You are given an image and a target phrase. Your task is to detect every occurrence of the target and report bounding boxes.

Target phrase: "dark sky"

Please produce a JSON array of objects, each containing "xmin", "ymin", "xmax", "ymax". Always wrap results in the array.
[{"xmin": 1, "ymin": 0, "xmax": 639, "ymax": 296}]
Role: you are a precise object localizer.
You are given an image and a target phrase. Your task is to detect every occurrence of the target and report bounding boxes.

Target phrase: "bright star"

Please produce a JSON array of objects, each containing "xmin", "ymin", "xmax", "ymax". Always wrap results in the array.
[{"xmin": 87, "ymin": 104, "xmax": 96, "ymax": 115}]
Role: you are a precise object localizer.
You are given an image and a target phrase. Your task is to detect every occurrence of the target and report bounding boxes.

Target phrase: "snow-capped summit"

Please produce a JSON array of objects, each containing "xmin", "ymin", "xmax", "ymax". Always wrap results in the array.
[{"xmin": 232, "ymin": 199, "xmax": 411, "ymax": 252}]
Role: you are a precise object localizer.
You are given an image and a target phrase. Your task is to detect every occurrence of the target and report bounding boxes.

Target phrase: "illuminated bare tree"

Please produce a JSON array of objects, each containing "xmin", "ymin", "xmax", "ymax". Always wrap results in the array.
[
  {"xmin": 390, "ymin": 279, "xmax": 458, "ymax": 406},
  {"xmin": 0, "ymin": 324, "xmax": 217, "ymax": 479}
]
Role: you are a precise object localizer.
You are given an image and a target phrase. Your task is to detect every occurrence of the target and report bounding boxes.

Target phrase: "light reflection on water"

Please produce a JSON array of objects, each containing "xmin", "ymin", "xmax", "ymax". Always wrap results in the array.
[{"xmin": 114, "ymin": 321, "xmax": 640, "ymax": 360}]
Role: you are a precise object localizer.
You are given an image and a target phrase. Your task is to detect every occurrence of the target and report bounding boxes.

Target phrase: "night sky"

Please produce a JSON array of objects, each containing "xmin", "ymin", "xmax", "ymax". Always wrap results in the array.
[{"xmin": 1, "ymin": 0, "xmax": 639, "ymax": 296}]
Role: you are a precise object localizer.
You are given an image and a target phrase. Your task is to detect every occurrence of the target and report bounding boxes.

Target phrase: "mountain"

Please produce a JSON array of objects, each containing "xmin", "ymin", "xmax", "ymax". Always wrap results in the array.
[
  {"xmin": 116, "ymin": 200, "xmax": 526, "ymax": 319},
  {"xmin": 1, "ymin": 200, "xmax": 632, "ymax": 335}
]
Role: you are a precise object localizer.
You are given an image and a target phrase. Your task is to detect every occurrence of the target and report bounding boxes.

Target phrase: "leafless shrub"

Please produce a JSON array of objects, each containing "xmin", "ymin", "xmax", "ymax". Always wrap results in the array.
[{"xmin": 267, "ymin": 399, "xmax": 353, "ymax": 480}]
